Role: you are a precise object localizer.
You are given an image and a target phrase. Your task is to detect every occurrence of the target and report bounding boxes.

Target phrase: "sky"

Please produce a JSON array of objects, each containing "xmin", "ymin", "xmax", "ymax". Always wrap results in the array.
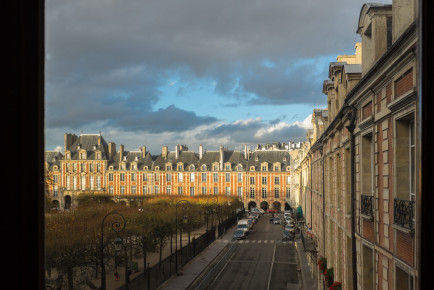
[{"xmin": 45, "ymin": 0, "xmax": 391, "ymax": 155}]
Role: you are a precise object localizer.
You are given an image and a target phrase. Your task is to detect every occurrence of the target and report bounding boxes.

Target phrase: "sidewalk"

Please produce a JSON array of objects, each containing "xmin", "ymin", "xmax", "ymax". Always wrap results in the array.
[
  {"xmin": 157, "ymin": 224, "xmax": 236, "ymax": 290},
  {"xmin": 295, "ymin": 240, "xmax": 318, "ymax": 290}
]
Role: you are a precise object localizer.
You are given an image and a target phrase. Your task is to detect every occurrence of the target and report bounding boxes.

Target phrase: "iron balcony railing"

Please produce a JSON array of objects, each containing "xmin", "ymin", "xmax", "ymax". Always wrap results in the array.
[
  {"xmin": 361, "ymin": 194, "xmax": 374, "ymax": 218},
  {"xmin": 394, "ymin": 198, "xmax": 415, "ymax": 230}
]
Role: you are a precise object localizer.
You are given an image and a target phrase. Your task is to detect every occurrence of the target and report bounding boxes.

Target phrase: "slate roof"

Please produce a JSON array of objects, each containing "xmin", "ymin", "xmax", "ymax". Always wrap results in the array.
[
  {"xmin": 45, "ymin": 151, "xmax": 63, "ymax": 170},
  {"xmin": 247, "ymin": 150, "xmax": 291, "ymax": 171},
  {"xmin": 67, "ymin": 134, "xmax": 109, "ymax": 160}
]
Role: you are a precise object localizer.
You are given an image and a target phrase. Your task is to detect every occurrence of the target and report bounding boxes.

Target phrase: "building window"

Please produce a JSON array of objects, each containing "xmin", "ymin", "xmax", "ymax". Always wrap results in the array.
[
  {"xmin": 177, "ymin": 165, "xmax": 183, "ymax": 171},
  {"xmin": 262, "ymin": 188, "xmax": 267, "ymax": 198},
  {"xmin": 213, "ymin": 165, "xmax": 219, "ymax": 171},
  {"xmin": 274, "ymin": 165, "xmax": 280, "ymax": 171},
  {"xmin": 262, "ymin": 176, "xmax": 267, "ymax": 185},
  {"xmin": 81, "ymin": 176, "xmax": 86, "ymax": 190},
  {"xmin": 190, "ymin": 187, "xmax": 195, "ymax": 196},
  {"xmin": 143, "ymin": 174, "xmax": 148, "ymax": 181},
  {"xmin": 275, "ymin": 177, "xmax": 280, "ymax": 185},
  {"xmin": 120, "ymin": 185, "xmax": 125, "ymax": 194},
  {"xmin": 250, "ymin": 188, "xmax": 255, "ymax": 198},
  {"xmin": 237, "ymin": 173, "xmax": 243, "ymax": 182},
  {"xmin": 225, "ymin": 173, "xmax": 230, "ymax": 182},
  {"xmin": 274, "ymin": 188, "xmax": 280, "ymax": 198},
  {"xmin": 361, "ymin": 133, "xmax": 373, "ymax": 197},
  {"xmin": 80, "ymin": 163, "xmax": 85, "ymax": 172},
  {"xmin": 166, "ymin": 165, "xmax": 172, "ymax": 171},
  {"xmin": 109, "ymin": 186, "xmax": 114, "ymax": 194},
  {"xmin": 225, "ymin": 165, "xmax": 231, "ymax": 171},
  {"xmin": 261, "ymin": 165, "xmax": 267, "ymax": 171},
  {"xmin": 190, "ymin": 173, "xmax": 195, "ymax": 182},
  {"xmin": 90, "ymin": 176, "xmax": 94, "ymax": 189},
  {"xmin": 167, "ymin": 173, "xmax": 172, "ymax": 182},
  {"xmin": 143, "ymin": 186, "xmax": 148, "ymax": 194},
  {"xmin": 237, "ymin": 187, "xmax": 242, "ymax": 197},
  {"xmin": 286, "ymin": 188, "xmax": 290, "ymax": 198},
  {"xmin": 178, "ymin": 187, "xmax": 183, "ymax": 195},
  {"xmin": 250, "ymin": 177, "xmax": 255, "ymax": 185},
  {"xmin": 109, "ymin": 173, "xmax": 114, "ymax": 182},
  {"xmin": 131, "ymin": 173, "xmax": 137, "ymax": 181},
  {"xmin": 213, "ymin": 173, "xmax": 219, "ymax": 182},
  {"xmin": 225, "ymin": 187, "xmax": 231, "ymax": 195},
  {"xmin": 167, "ymin": 186, "xmax": 171, "ymax": 194},
  {"xmin": 202, "ymin": 173, "xmax": 207, "ymax": 182},
  {"xmin": 202, "ymin": 187, "xmax": 207, "ymax": 195},
  {"xmin": 131, "ymin": 186, "xmax": 137, "ymax": 194},
  {"xmin": 120, "ymin": 173, "xmax": 125, "ymax": 181},
  {"xmin": 214, "ymin": 187, "xmax": 218, "ymax": 195},
  {"xmin": 97, "ymin": 163, "xmax": 101, "ymax": 172},
  {"xmin": 178, "ymin": 173, "xmax": 183, "ymax": 182}
]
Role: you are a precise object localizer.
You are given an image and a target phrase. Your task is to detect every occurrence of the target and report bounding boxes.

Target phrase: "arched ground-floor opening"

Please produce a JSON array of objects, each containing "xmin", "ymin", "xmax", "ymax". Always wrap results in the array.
[
  {"xmin": 51, "ymin": 200, "xmax": 60, "ymax": 209},
  {"xmin": 260, "ymin": 201, "xmax": 269, "ymax": 211},
  {"xmin": 272, "ymin": 201, "xmax": 281, "ymax": 211},
  {"xmin": 64, "ymin": 195, "xmax": 72, "ymax": 209},
  {"xmin": 248, "ymin": 201, "xmax": 257, "ymax": 210}
]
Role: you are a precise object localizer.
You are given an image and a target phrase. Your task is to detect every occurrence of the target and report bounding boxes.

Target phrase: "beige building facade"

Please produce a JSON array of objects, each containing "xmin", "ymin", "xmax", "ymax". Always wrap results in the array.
[{"xmin": 292, "ymin": 1, "xmax": 419, "ymax": 289}]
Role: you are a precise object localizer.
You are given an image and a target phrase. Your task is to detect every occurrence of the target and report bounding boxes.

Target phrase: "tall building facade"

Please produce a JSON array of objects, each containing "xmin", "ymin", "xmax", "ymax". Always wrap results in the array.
[
  {"xmin": 292, "ymin": 1, "xmax": 419, "ymax": 289},
  {"xmin": 45, "ymin": 134, "xmax": 296, "ymax": 211}
]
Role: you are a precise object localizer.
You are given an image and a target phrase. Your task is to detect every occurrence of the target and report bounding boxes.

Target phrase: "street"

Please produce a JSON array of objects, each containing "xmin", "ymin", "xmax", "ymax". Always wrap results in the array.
[{"xmin": 192, "ymin": 213, "xmax": 301, "ymax": 290}]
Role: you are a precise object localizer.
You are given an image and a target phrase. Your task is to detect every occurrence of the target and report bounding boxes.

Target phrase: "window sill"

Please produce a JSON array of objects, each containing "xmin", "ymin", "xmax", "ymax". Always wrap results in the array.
[
  {"xmin": 361, "ymin": 213, "xmax": 374, "ymax": 221},
  {"xmin": 392, "ymin": 223, "xmax": 415, "ymax": 237}
]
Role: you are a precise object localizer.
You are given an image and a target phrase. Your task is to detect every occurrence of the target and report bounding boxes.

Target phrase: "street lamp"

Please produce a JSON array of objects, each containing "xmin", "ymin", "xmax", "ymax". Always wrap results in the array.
[
  {"xmin": 175, "ymin": 199, "xmax": 190, "ymax": 273},
  {"xmin": 100, "ymin": 211, "xmax": 126, "ymax": 290}
]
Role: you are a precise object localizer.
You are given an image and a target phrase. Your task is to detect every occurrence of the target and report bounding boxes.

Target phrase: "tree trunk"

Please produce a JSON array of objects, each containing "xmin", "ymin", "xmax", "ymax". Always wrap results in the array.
[{"xmin": 67, "ymin": 267, "xmax": 74, "ymax": 290}]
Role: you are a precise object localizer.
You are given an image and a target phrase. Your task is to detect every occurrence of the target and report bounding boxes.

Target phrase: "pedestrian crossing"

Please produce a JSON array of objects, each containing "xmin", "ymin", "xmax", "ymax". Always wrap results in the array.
[{"xmin": 217, "ymin": 239, "xmax": 295, "ymax": 244}]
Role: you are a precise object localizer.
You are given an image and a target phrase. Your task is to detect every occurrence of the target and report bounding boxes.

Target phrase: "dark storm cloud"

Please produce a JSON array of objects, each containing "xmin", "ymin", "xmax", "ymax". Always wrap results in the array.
[
  {"xmin": 45, "ymin": 0, "xmax": 390, "ymax": 149},
  {"xmin": 108, "ymin": 105, "xmax": 218, "ymax": 133}
]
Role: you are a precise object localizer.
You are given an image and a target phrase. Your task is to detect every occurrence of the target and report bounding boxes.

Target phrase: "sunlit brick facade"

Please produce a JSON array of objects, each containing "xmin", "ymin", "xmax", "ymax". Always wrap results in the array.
[
  {"xmin": 292, "ymin": 1, "xmax": 419, "ymax": 289},
  {"xmin": 45, "ymin": 134, "xmax": 295, "ymax": 211}
]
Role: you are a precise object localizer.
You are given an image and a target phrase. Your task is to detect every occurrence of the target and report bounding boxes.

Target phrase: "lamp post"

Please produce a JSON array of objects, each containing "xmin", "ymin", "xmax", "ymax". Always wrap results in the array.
[
  {"xmin": 175, "ymin": 199, "xmax": 190, "ymax": 273},
  {"xmin": 100, "ymin": 211, "xmax": 126, "ymax": 290}
]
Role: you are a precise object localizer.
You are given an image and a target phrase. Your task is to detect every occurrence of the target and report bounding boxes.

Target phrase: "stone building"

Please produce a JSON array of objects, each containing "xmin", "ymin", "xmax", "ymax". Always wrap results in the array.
[
  {"xmin": 45, "ymin": 133, "xmax": 297, "ymax": 211},
  {"xmin": 293, "ymin": 0, "xmax": 419, "ymax": 289}
]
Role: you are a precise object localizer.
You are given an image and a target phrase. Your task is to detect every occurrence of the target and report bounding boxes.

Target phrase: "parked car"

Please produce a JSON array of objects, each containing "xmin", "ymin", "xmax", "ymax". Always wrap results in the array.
[
  {"xmin": 233, "ymin": 229, "xmax": 246, "ymax": 240},
  {"xmin": 282, "ymin": 230, "xmax": 295, "ymax": 241},
  {"xmin": 273, "ymin": 217, "xmax": 281, "ymax": 224},
  {"xmin": 237, "ymin": 219, "xmax": 250, "ymax": 235}
]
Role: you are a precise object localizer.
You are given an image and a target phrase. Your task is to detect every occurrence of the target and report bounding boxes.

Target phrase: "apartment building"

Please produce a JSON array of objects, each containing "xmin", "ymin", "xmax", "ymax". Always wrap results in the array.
[
  {"xmin": 293, "ymin": 1, "xmax": 419, "ymax": 289},
  {"xmin": 45, "ymin": 134, "xmax": 295, "ymax": 211}
]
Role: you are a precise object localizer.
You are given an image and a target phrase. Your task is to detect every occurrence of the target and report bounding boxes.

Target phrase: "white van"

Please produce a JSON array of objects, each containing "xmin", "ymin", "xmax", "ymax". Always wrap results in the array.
[{"xmin": 237, "ymin": 219, "xmax": 249, "ymax": 234}]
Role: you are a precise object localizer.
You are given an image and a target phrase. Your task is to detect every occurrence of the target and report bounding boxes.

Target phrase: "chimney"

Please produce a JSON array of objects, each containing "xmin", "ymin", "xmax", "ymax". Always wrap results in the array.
[
  {"xmin": 175, "ymin": 144, "xmax": 179, "ymax": 159},
  {"xmin": 119, "ymin": 144, "xmax": 124, "ymax": 162},
  {"xmin": 108, "ymin": 142, "xmax": 116, "ymax": 158},
  {"xmin": 219, "ymin": 145, "xmax": 224, "ymax": 170},
  {"xmin": 162, "ymin": 146, "xmax": 168, "ymax": 159},
  {"xmin": 141, "ymin": 146, "xmax": 147, "ymax": 158},
  {"xmin": 244, "ymin": 144, "xmax": 248, "ymax": 160},
  {"xmin": 199, "ymin": 144, "xmax": 203, "ymax": 159},
  {"xmin": 97, "ymin": 135, "xmax": 101, "ymax": 146},
  {"xmin": 64, "ymin": 133, "xmax": 78, "ymax": 152}
]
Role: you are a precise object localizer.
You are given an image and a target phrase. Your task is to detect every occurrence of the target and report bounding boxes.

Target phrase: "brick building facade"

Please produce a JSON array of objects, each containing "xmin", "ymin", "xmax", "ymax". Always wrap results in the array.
[{"xmin": 292, "ymin": 1, "xmax": 419, "ymax": 289}]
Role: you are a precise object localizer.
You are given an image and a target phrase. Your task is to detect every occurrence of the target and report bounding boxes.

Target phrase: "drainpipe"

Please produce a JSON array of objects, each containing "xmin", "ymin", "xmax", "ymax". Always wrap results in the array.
[
  {"xmin": 345, "ymin": 105, "xmax": 357, "ymax": 290},
  {"xmin": 319, "ymin": 145, "xmax": 325, "ymax": 258}
]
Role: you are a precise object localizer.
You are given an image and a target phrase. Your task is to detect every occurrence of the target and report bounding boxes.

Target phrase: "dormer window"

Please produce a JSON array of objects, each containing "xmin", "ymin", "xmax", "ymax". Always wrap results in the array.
[
  {"xmin": 255, "ymin": 156, "xmax": 259, "ymax": 161},
  {"xmin": 250, "ymin": 166, "xmax": 255, "ymax": 171},
  {"xmin": 225, "ymin": 164, "xmax": 231, "ymax": 171},
  {"xmin": 190, "ymin": 165, "xmax": 195, "ymax": 171},
  {"xmin": 201, "ymin": 165, "xmax": 207, "ymax": 171}
]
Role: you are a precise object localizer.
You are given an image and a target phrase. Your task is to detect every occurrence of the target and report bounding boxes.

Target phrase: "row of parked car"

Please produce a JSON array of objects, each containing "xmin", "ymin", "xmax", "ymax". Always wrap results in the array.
[
  {"xmin": 282, "ymin": 210, "xmax": 298, "ymax": 241},
  {"xmin": 233, "ymin": 207, "xmax": 264, "ymax": 240}
]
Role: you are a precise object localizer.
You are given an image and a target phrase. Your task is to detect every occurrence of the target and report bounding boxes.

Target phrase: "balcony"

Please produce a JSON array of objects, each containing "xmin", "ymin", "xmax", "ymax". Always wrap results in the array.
[
  {"xmin": 361, "ymin": 194, "xmax": 374, "ymax": 220},
  {"xmin": 394, "ymin": 198, "xmax": 415, "ymax": 231}
]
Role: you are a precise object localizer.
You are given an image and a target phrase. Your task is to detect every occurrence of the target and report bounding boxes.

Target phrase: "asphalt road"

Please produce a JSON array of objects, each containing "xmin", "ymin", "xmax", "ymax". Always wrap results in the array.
[{"xmin": 194, "ymin": 213, "xmax": 301, "ymax": 290}]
